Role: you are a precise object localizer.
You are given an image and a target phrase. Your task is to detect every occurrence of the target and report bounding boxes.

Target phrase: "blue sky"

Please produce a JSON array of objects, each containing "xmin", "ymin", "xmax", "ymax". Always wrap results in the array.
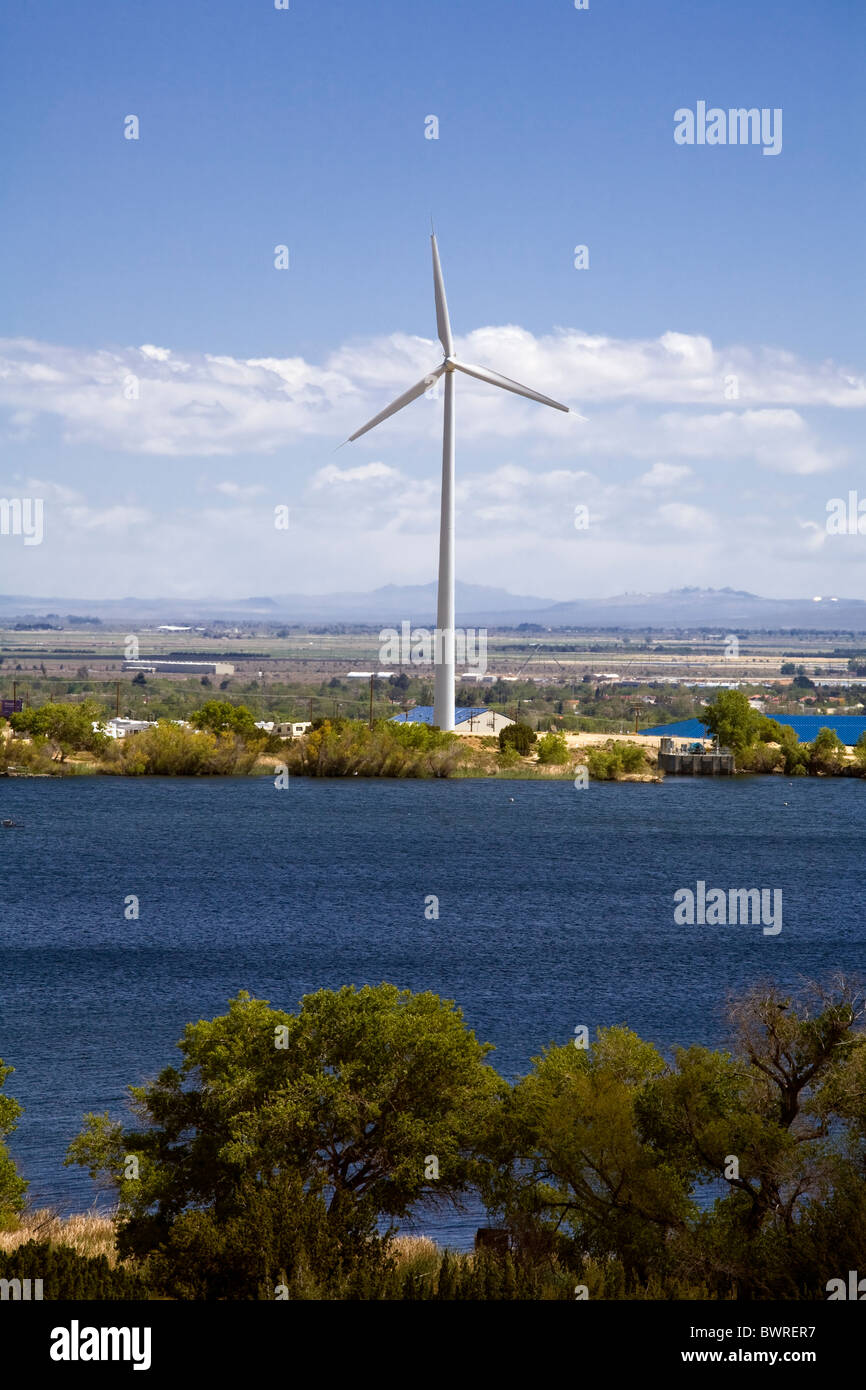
[{"xmin": 1, "ymin": 0, "xmax": 863, "ymax": 602}]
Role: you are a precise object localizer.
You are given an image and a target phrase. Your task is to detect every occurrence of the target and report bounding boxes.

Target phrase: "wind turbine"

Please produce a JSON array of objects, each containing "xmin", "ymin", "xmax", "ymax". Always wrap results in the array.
[{"xmin": 346, "ymin": 234, "xmax": 573, "ymax": 732}]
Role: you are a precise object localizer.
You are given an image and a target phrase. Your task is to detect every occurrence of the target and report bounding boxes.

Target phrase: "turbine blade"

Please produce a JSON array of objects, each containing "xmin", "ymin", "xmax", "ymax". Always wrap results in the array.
[
  {"xmin": 454, "ymin": 360, "xmax": 570, "ymax": 412},
  {"xmin": 346, "ymin": 364, "xmax": 445, "ymax": 443},
  {"xmin": 431, "ymin": 235, "xmax": 453, "ymax": 356}
]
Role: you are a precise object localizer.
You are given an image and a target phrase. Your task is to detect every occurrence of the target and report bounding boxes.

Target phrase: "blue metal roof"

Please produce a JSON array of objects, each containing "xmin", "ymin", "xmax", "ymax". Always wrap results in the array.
[
  {"xmin": 391, "ymin": 706, "xmax": 490, "ymax": 726},
  {"xmin": 640, "ymin": 715, "xmax": 866, "ymax": 745}
]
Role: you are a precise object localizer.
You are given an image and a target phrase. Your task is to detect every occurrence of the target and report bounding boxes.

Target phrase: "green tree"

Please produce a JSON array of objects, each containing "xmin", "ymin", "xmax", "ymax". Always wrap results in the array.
[
  {"xmin": 644, "ymin": 977, "xmax": 866, "ymax": 1296},
  {"xmin": 68, "ymin": 986, "xmax": 502, "ymax": 1268},
  {"xmin": 484, "ymin": 977, "xmax": 866, "ymax": 1298},
  {"xmin": 192, "ymin": 700, "xmax": 258, "ymax": 738},
  {"xmin": 807, "ymin": 727, "xmax": 845, "ymax": 775},
  {"xmin": 0, "ymin": 1061, "xmax": 28, "ymax": 1226},
  {"xmin": 10, "ymin": 700, "xmax": 108, "ymax": 762},
  {"xmin": 485, "ymin": 1027, "xmax": 693, "ymax": 1283},
  {"xmin": 702, "ymin": 690, "xmax": 766, "ymax": 753}
]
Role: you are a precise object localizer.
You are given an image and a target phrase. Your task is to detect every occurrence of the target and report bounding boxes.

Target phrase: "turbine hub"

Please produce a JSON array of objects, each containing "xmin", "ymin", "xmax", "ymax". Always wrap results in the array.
[{"xmin": 444, "ymin": 356, "xmax": 458, "ymax": 372}]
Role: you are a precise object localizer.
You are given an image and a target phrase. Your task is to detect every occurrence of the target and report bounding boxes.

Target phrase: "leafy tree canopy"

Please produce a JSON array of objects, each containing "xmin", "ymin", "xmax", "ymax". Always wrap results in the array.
[
  {"xmin": 0, "ymin": 1061, "xmax": 27, "ymax": 1225},
  {"xmin": 9, "ymin": 700, "xmax": 108, "ymax": 761},
  {"xmin": 67, "ymin": 985, "xmax": 502, "ymax": 1263},
  {"xmin": 192, "ymin": 700, "xmax": 258, "ymax": 737},
  {"xmin": 703, "ymin": 690, "xmax": 769, "ymax": 753}
]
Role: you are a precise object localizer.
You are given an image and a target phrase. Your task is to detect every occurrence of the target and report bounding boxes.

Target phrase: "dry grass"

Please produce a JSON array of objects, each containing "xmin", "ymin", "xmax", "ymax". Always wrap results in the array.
[
  {"xmin": 0, "ymin": 1208, "xmax": 118, "ymax": 1263},
  {"xmin": 390, "ymin": 1233, "xmax": 450, "ymax": 1284},
  {"xmin": 390, "ymin": 1234, "xmax": 440, "ymax": 1265}
]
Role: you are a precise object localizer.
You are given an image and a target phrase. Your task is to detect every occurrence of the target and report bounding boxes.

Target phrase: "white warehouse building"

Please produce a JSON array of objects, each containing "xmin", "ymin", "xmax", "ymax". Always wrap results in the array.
[{"xmin": 390, "ymin": 706, "xmax": 514, "ymax": 736}]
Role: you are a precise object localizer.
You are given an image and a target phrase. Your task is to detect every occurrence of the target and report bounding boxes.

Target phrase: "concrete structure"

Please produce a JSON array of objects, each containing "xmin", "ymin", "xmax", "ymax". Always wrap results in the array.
[
  {"xmin": 657, "ymin": 736, "xmax": 735, "ymax": 776},
  {"xmin": 391, "ymin": 706, "xmax": 514, "ymax": 736}
]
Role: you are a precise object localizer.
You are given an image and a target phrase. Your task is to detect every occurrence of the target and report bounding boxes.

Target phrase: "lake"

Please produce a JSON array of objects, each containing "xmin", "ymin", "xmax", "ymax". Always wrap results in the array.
[{"xmin": 1, "ymin": 773, "xmax": 863, "ymax": 1248}]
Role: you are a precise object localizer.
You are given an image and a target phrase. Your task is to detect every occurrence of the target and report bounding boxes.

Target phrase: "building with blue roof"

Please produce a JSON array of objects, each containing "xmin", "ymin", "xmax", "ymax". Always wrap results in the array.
[
  {"xmin": 640, "ymin": 715, "xmax": 866, "ymax": 746},
  {"xmin": 391, "ymin": 706, "xmax": 514, "ymax": 736}
]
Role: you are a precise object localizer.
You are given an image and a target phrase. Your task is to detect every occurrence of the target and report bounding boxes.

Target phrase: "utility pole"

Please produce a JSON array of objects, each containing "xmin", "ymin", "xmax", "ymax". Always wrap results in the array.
[
  {"xmin": 308, "ymin": 697, "xmax": 313, "ymax": 723},
  {"xmin": 369, "ymin": 674, "xmax": 374, "ymax": 729},
  {"xmin": 116, "ymin": 682, "xmax": 121, "ymax": 718}
]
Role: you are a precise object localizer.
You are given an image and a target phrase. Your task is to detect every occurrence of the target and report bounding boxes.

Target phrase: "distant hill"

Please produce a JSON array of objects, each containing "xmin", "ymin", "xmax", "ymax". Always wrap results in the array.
[
  {"xmin": 527, "ymin": 588, "xmax": 866, "ymax": 632},
  {"xmin": 1, "ymin": 585, "xmax": 866, "ymax": 631}
]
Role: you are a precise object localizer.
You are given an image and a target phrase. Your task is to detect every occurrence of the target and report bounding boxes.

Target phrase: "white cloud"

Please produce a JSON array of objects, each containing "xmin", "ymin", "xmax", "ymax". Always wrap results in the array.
[
  {"xmin": 6, "ymin": 457, "xmax": 864, "ymax": 603},
  {"xmin": 0, "ymin": 329, "xmax": 860, "ymax": 463},
  {"xmin": 139, "ymin": 345, "xmax": 173, "ymax": 363},
  {"xmin": 638, "ymin": 462, "xmax": 694, "ymax": 487},
  {"xmin": 213, "ymin": 480, "xmax": 266, "ymax": 498},
  {"xmin": 652, "ymin": 408, "xmax": 839, "ymax": 475},
  {"xmin": 1, "ymin": 324, "xmax": 863, "ymax": 601},
  {"xmin": 311, "ymin": 461, "xmax": 402, "ymax": 489},
  {"xmin": 655, "ymin": 502, "xmax": 715, "ymax": 532}
]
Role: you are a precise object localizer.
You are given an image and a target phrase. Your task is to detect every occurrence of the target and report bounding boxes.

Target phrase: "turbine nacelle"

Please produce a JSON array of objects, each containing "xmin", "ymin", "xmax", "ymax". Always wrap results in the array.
[{"xmin": 345, "ymin": 235, "xmax": 579, "ymax": 443}]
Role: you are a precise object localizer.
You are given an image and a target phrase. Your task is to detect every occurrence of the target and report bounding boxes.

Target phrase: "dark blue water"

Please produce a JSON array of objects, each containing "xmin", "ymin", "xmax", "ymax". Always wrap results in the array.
[{"xmin": 1, "ymin": 775, "xmax": 863, "ymax": 1248}]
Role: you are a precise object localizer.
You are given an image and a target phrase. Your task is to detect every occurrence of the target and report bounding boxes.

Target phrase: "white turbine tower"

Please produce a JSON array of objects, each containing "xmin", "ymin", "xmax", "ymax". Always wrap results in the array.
[{"xmin": 346, "ymin": 234, "xmax": 573, "ymax": 732}]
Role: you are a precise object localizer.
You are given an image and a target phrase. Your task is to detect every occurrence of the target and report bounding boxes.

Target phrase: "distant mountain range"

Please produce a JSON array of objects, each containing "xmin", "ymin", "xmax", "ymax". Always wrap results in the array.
[{"xmin": 2, "ymin": 585, "xmax": 866, "ymax": 631}]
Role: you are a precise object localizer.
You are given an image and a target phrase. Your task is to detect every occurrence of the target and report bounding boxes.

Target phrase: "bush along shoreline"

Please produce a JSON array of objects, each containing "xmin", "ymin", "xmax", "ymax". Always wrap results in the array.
[
  {"xmin": 2, "ymin": 703, "xmax": 658, "ymax": 780},
  {"xmin": 2, "ymin": 975, "xmax": 865, "ymax": 1300},
  {"xmin": 4, "ymin": 691, "xmax": 866, "ymax": 780}
]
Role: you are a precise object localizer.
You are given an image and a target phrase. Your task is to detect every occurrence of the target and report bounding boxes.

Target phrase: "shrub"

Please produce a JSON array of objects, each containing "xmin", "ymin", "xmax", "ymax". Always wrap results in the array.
[
  {"xmin": 586, "ymin": 741, "xmax": 651, "ymax": 780},
  {"xmin": 738, "ymin": 742, "xmax": 784, "ymax": 773},
  {"xmin": 0, "ymin": 1240, "xmax": 149, "ymax": 1299},
  {"xmin": 0, "ymin": 738, "xmax": 58, "ymax": 777},
  {"xmin": 807, "ymin": 727, "xmax": 845, "ymax": 776},
  {"xmin": 535, "ymin": 733, "xmax": 569, "ymax": 765},
  {"xmin": 101, "ymin": 723, "xmax": 261, "ymax": 777},
  {"xmin": 285, "ymin": 720, "xmax": 461, "ymax": 778},
  {"xmin": 142, "ymin": 1177, "xmax": 390, "ymax": 1301},
  {"xmin": 498, "ymin": 724, "xmax": 536, "ymax": 756}
]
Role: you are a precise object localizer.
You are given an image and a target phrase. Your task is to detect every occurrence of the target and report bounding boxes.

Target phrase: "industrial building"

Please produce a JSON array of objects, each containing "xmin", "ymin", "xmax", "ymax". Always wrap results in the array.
[
  {"xmin": 123, "ymin": 660, "xmax": 235, "ymax": 676},
  {"xmin": 391, "ymin": 706, "xmax": 514, "ymax": 736}
]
